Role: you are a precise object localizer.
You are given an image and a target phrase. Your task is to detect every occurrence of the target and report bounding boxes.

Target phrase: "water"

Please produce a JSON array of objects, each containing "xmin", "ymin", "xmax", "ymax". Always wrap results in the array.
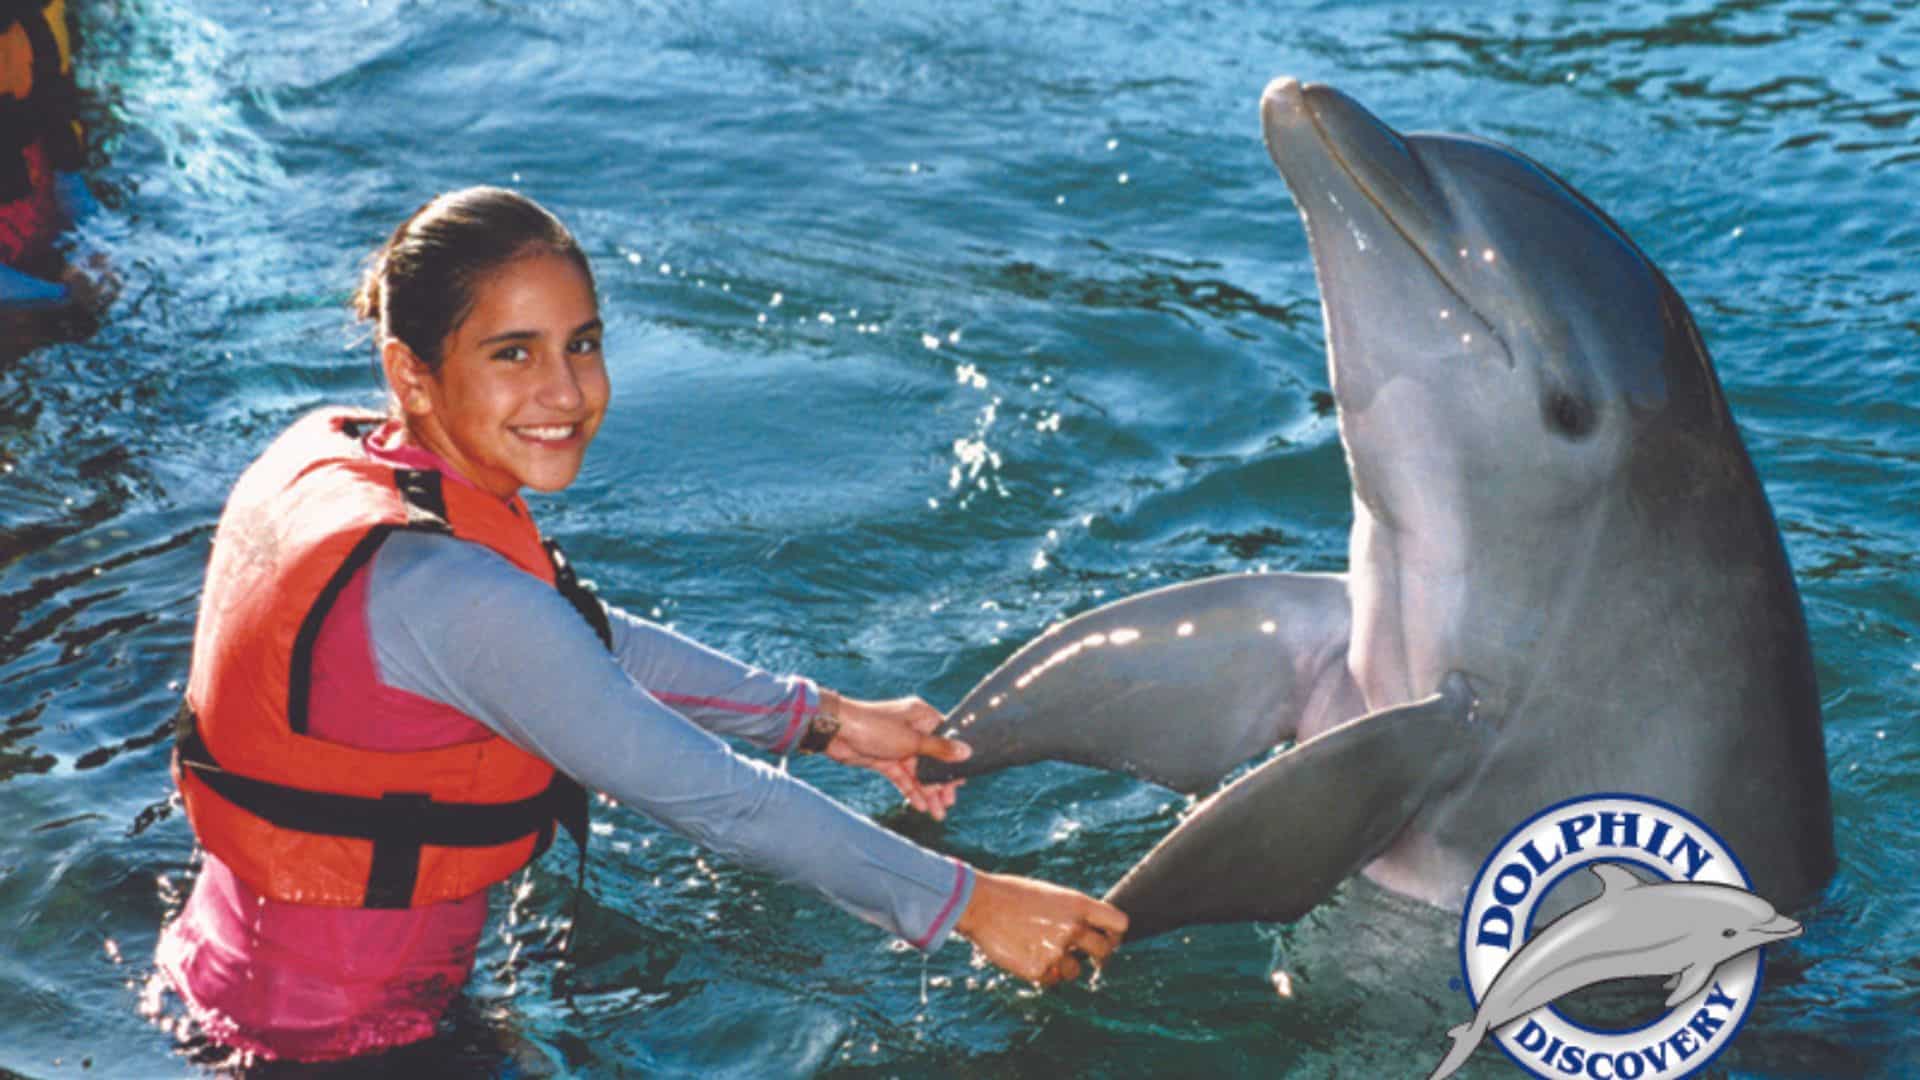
[{"xmin": 3, "ymin": 0, "xmax": 1916, "ymax": 1075}]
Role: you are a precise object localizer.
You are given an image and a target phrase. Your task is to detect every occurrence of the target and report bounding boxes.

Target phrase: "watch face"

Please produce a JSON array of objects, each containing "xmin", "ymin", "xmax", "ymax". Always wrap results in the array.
[{"xmin": 801, "ymin": 709, "xmax": 839, "ymax": 752}]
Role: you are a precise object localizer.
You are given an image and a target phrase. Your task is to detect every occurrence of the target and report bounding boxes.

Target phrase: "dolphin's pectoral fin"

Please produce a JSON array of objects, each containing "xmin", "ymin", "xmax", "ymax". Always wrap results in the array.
[
  {"xmin": 1103, "ymin": 673, "xmax": 1483, "ymax": 940},
  {"xmin": 921, "ymin": 573, "xmax": 1357, "ymax": 793},
  {"xmin": 1663, "ymin": 963, "xmax": 1714, "ymax": 1007}
]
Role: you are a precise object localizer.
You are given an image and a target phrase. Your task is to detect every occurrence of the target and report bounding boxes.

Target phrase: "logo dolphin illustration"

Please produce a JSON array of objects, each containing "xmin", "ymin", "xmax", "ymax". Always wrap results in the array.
[{"xmin": 1430, "ymin": 863, "xmax": 1803, "ymax": 1080}]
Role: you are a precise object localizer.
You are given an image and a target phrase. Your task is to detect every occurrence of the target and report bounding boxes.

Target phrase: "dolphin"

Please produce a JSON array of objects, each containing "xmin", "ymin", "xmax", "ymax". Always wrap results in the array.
[
  {"xmin": 921, "ymin": 78, "xmax": 1834, "ymax": 940},
  {"xmin": 1428, "ymin": 863, "xmax": 1803, "ymax": 1080}
]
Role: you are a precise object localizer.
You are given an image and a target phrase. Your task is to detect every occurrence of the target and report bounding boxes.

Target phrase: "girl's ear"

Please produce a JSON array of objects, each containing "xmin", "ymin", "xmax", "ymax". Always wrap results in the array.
[{"xmin": 381, "ymin": 339, "xmax": 435, "ymax": 419}]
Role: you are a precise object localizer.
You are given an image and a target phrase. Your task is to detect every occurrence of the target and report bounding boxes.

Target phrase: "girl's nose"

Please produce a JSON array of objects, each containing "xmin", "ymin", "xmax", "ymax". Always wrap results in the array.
[{"xmin": 539, "ymin": 351, "xmax": 585, "ymax": 410}]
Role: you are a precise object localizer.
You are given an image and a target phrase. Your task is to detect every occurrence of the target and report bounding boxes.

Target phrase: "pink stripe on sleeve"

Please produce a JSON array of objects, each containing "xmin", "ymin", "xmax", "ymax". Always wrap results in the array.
[
  {"xmin": 652, "ymin": 691, "xmax": 788, "ymax": 716},
  {"xmin": 913, "ymin": 860, "xmax": 971, "ymax": 950},
  {"xmin": 769, "ymin": 686, "xmax": 809, "ymax": 754}
]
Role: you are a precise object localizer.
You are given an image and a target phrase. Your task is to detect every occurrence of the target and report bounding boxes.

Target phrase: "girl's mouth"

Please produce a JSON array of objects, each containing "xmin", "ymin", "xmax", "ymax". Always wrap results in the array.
[{"xmin": 512, "ymin": 423, "xmax": 581, "ymax": 445}]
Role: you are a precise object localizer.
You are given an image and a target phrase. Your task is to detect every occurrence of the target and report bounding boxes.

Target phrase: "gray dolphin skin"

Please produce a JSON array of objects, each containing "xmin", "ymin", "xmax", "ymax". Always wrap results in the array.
[
  {"xmin": 920, "ymin": 77, "xmax": 1834, "ymax": 941},
  {"xmin": 1427, "ymin": 863, "xmax": 1804, "ymax": 1080}
]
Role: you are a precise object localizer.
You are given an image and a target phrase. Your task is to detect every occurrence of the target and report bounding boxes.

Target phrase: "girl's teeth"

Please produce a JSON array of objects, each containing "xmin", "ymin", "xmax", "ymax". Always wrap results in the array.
[{"xmin": 518, "ymin": 425, "xmax": 574, "ymax": 440}]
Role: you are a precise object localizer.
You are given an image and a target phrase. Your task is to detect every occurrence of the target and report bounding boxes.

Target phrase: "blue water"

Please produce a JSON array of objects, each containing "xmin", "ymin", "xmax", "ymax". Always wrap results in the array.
[{"xmin": 3, "ymin": 0, "xmax": 1916, "ymax": 1075}]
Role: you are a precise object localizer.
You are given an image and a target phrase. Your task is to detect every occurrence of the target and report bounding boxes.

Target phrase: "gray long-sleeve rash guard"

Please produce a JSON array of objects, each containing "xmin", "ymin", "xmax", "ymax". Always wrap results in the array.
[{"xmin": 363, "ymin": 529, "xmax": 973, "ymax": 950}]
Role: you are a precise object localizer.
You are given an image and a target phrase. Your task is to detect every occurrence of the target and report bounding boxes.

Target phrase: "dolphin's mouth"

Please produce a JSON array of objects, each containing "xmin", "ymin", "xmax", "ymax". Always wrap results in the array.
[
  {"xmin": 1259, "ymin": 77, "xmax": 1447, "ymax": 272},
  {"xmin": 1257, "ymin": 76, "xmax": 1512, "ymax": 368},
  {"xmin": 1756, "ymin": 917, "xmax": 1804, "ymax": 941}
]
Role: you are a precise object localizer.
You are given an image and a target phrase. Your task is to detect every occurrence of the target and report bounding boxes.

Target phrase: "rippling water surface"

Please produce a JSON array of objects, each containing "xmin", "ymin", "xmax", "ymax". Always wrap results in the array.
[{"xmin": 3, "ymin": 1, "xmax": 1916, "ymax": 1076}]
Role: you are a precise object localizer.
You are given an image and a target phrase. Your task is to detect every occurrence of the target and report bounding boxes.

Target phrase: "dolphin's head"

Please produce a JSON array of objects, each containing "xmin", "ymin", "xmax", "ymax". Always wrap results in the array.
[
  {"xmin": 1259, "ymin": 78, "xmax": 1727, "ymax": 527},
  {"xmin": 1710, "ymin": 890, "xmax": 1804, "ymax": 953},
  {"xmin": 1667, "ymin": 883, "xmax": 1805, "ymax": 965},
  {"xmin": 1259, "ymin": 78, "xmax": 1758, "ymax": 714}
]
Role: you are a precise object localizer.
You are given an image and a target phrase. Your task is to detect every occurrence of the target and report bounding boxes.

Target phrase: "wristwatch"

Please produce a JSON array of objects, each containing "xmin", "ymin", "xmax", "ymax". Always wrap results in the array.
[{"xmin": 797, "ymin": 699, "xmax": 841, "ymax": 754}]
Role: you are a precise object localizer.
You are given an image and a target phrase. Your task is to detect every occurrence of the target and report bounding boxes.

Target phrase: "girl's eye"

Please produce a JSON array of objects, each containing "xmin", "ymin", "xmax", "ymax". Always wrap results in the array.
[
  {"xmin": 492, "ymin": 345, "xmax": 530, "ymax": 363},
  {"xmin": 569, "ymin": 336, "xmax": 602, "ymax": 355}
]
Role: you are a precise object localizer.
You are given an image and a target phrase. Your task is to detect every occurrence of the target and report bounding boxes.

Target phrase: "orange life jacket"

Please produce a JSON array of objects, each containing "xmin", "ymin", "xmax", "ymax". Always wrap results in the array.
[{"xmin": 174, "ymin": 407, "xmax": 603, "ymax": 908}]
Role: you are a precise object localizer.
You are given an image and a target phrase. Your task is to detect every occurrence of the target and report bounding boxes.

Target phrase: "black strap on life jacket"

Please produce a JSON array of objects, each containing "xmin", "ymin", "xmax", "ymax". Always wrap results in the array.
[
  {"xmin": 287, "ymin": 468, "xmax": 452, "ymax": 736},
  {"xmin": 173, "ymin": 700, "xmax": 589, "ymax": 908},
  {"xmin": 534, "ymin": 532, "xmax": 610, "ymax": 962},
  {"xmin": 544, "ymin": 535, "xmax": 613, "ymax": 648},
  {"xmin": 174, "ymin": 465, "xmax": 611, "ymax": 911}
]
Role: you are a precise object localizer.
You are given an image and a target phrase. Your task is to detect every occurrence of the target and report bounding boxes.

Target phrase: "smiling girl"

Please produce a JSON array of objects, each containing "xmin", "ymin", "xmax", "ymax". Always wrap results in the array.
[{"xmin": 156, "ymin": 188, "xmax": 1124, "ymax": 1065}]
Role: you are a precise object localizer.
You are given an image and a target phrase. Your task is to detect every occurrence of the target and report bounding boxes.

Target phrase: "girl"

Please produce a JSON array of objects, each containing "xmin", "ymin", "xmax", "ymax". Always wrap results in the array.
[{"xmin": 157, "ymin": 187, "xmax": 1125, "ymax": 1064}]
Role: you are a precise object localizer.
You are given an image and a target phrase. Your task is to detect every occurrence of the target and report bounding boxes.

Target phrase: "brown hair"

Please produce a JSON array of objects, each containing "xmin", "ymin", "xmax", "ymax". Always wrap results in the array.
[{"xmin": 353, "ymin": 187, "xmax": 596, "ymax": 372}]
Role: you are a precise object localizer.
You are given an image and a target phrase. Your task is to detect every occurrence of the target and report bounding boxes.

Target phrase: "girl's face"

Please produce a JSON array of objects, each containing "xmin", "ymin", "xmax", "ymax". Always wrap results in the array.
[{"xmin": 391, "ymin": 251, "xmax": 608, "ymax": 498}]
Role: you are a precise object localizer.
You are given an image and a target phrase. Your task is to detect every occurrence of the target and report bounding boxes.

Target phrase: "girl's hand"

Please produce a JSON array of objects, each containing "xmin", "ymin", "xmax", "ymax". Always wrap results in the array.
[
  {"xmin": 954, "ymin": 871, "xmax": 1129, "ymax": 986},
  {"xmin": 816, "ymin": 690, "xmax": 970, "ymax": 820}
]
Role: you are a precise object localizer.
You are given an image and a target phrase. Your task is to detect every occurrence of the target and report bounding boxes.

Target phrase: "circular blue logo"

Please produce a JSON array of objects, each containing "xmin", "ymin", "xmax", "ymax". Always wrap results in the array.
[{"xmin": 1436, "ymin": 795, "xmax": 1797, "ymax": 1080}]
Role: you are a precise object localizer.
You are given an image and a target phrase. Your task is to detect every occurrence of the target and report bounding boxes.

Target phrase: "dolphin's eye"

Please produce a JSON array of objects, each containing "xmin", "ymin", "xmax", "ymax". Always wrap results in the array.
[
  {"xmin": 1722, "ymin": 928, "xmax": 1737, "ymax": 938},
  {"xmin": 1543, "ymin": 390, "xmax": 1594, "ymax": 439}
]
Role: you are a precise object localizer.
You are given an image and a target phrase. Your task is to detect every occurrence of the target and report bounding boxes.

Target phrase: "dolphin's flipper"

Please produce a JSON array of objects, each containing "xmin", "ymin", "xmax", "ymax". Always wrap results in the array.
[
  {"xmin": 1105, "ymin": 673, "xmax": 1483, "ymax": 940},
  {"xmin": 1664, "ymin": 963, "xmax": 1714, "ymax": 1007},
  {"xmin": 921, "ymin": 572, "xmax": 1358, "ymax": 793}
]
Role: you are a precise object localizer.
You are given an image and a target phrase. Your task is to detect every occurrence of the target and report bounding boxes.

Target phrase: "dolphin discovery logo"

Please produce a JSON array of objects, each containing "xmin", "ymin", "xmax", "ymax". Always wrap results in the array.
[{"xmin": 1430, "ymin": 795, "xmax": 1803, "ymax": 1080}]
